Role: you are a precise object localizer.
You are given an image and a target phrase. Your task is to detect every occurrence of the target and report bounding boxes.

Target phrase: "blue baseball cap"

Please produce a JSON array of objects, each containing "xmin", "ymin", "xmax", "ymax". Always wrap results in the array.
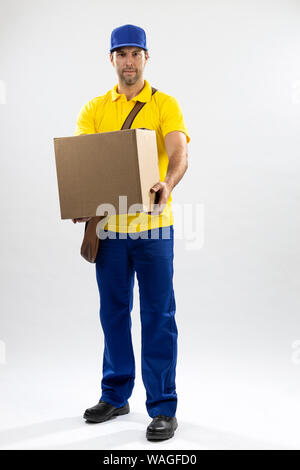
[{"xmin": 110, "ymin": 24, "xmax": 148, "ymax": 53}]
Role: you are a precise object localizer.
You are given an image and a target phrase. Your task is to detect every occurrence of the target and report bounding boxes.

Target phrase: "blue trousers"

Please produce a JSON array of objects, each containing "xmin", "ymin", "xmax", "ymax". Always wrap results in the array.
[{"xmin": 95, "ymin": 225, "xmax": 177, "ymax": 418}]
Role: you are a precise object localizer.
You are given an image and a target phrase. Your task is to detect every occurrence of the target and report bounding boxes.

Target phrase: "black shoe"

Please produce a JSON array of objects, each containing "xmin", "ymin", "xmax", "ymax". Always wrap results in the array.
[
  {"xmin": 146, "ymin": 415, "xmax": 178, "ymax": 440},
  {"xmin": 83, "ymin": 400, "xmax": 130, "ymax": 423}
]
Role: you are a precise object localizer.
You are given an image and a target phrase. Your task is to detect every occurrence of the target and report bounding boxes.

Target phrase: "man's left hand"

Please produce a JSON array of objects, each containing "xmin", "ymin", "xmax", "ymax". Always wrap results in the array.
[{"xmin": 147, "ymin": 181, "xmax": 171, "ymax": 215}]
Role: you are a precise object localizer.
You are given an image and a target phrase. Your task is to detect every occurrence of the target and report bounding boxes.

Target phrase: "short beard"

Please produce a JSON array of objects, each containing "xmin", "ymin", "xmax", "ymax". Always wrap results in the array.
[{"xmin": 119, "ymin": 70, "xmax": 140, "ymax": 86}]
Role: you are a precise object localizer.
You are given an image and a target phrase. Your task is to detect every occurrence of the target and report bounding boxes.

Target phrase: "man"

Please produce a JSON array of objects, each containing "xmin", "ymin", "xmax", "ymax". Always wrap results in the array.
[{"xmin": 73, "ymin": 24, "xmax": 190, "ymax": 441}]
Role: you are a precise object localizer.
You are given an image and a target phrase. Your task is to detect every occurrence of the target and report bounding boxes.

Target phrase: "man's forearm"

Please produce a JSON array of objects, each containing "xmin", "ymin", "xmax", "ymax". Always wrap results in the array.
[{"xmin": 164, "ymin": 150, "xmax": 188, "ymax": 191}]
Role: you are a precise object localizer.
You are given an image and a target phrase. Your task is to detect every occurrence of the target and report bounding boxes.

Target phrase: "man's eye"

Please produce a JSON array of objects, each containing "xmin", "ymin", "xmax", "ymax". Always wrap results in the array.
[{"xmin": 118, "ymin": 52, "xmax": 139, "ymax": 57}]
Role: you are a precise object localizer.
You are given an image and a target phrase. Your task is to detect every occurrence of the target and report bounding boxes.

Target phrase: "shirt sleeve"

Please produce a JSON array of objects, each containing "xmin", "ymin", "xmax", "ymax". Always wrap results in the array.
[
  {"xmin": 74, "ymin": 99, "xmax": 96, "ymax": 135},
  {"xmin": 160, "ymin": 95, "xmax": 190, "ymax": 143}
]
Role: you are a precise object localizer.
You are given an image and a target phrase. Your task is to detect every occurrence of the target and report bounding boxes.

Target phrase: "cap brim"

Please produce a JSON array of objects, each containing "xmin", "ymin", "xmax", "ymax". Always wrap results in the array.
[{"xmin": 110, "ymin": 43, "xmax": 148, "ymax": 52}]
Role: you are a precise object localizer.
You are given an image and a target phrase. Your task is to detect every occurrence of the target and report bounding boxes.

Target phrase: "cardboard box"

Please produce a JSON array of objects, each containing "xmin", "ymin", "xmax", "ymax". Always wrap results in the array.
[{"xmin": 53, "ymin": 128, "xmax": 160, "ymax": 219}]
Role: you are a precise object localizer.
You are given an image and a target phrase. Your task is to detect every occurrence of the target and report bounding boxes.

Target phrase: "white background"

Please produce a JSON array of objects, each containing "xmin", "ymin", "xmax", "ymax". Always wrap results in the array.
[{"xmin": 1, "ymin": 0, "xmax": 300, "ymax": 449}]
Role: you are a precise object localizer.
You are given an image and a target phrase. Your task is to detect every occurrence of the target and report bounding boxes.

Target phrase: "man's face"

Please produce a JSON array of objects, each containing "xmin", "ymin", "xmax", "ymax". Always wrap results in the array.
[{"xmin": 110, "ymin": 46, "xmax": 149, "ymax": 86}]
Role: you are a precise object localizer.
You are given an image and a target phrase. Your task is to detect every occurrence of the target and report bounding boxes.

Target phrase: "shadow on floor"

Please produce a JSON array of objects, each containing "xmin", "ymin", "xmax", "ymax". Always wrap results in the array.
[{"xmin": 0, "ymin": 412, "xmax": 286, "ymax": 450}]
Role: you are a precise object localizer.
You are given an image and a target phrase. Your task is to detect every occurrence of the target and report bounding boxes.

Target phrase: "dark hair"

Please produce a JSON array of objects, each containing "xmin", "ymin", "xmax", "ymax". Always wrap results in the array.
[{"xmin": 110, "ymin": 47, "xmax": 147, "ymax": 54}]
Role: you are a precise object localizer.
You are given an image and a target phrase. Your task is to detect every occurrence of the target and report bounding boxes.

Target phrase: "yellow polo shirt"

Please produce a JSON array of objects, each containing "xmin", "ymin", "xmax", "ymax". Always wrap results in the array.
[{"xmin": 74, "ymin": 79, "xmax": 190, "ymax": 233}]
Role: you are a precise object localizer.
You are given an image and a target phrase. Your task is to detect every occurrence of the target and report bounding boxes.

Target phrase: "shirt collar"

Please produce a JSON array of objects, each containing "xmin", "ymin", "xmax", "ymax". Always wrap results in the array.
[{"xmin": 111, "ymin": 79, "xmax": 152, "ymax": 103}]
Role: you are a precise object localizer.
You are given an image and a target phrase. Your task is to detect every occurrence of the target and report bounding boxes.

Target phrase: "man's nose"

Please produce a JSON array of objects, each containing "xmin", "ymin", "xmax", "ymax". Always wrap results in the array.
[{"xmin": 125, "ymin": 55, "xmax": 134, "ymax": 66}]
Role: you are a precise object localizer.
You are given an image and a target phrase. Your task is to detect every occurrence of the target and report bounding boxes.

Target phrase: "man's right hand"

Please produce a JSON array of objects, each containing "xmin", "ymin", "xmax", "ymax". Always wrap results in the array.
[{"xmin": 72, "ymin": 217, "xmax": 92, "ymax": 223}]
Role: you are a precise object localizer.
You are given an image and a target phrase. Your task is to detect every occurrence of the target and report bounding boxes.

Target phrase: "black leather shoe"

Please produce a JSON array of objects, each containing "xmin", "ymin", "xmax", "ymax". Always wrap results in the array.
[
  {"xmin": 146, "ymin": 415, "xmax": 178, "ymax": 440},
  {"xmin": 83, "ymin": 400, "xmax": 130, "ymax": 423}
]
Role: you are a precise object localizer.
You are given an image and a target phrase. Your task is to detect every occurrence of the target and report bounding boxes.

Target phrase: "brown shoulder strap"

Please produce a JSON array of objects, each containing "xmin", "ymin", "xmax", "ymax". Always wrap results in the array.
[{"xmin": 121, "ymin": 87, "xmax": 158, "ymax": 130}]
